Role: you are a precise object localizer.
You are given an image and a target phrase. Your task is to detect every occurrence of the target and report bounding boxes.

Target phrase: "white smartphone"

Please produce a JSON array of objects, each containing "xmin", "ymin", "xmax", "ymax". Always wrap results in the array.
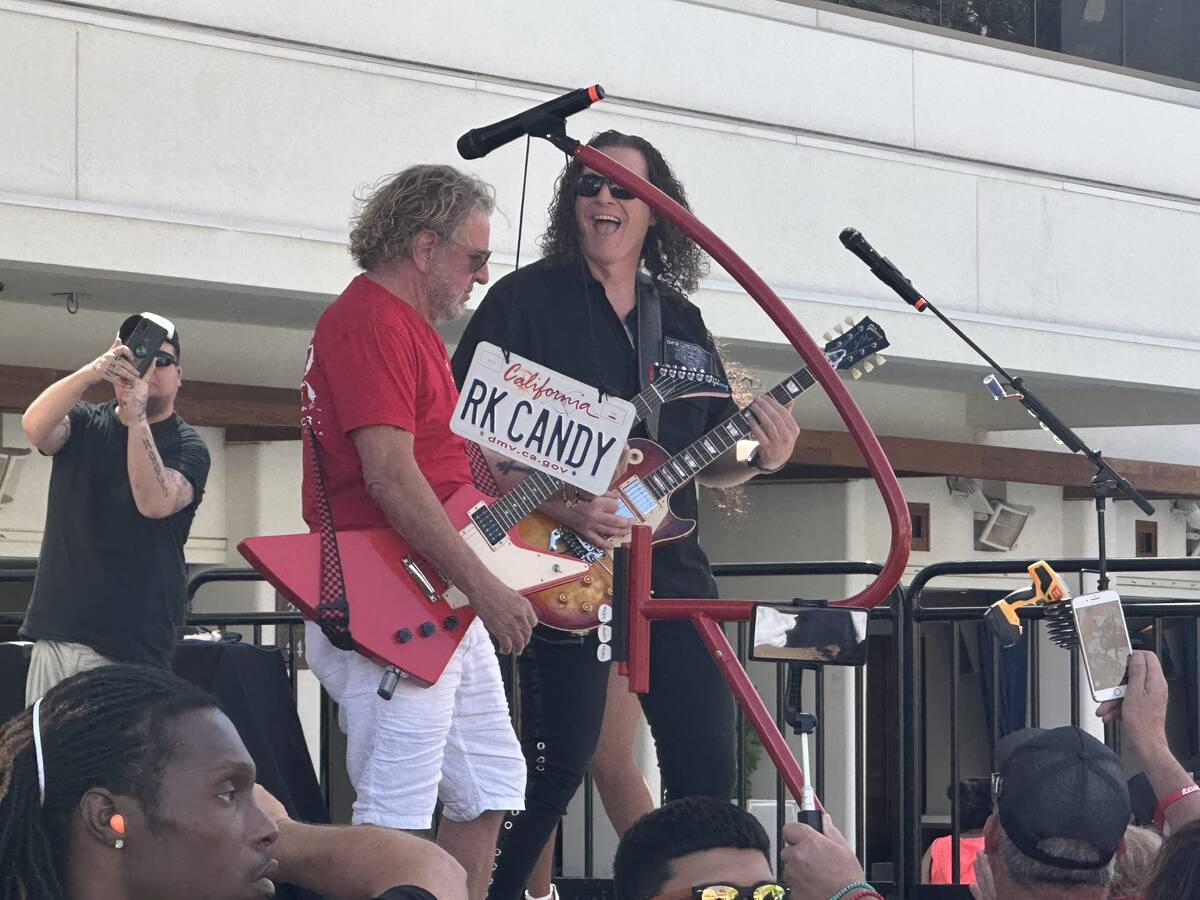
[{"xmin": 1072, "ymin": 590, "xmax": 1133, "ymax": 702}]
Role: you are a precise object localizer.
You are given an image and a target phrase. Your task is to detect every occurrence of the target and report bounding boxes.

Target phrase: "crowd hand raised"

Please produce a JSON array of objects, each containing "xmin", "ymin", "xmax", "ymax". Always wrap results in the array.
[
  {"xmin": 969, "ymin": 849, "xmax": 997, "ymax": 900},
  {"xmin": 553, "ymin": 490, "xmax": 632, "ymax": 552},
  {"xmin": 467, "ymin": 576, "xmax": 537, "ymax": 655},
  {"xmin": 1096, "ymin": 650, "xmax": 1168, "ymax": 757},
  {"xmin": 746, "ymin": 396, "xmax": 800, "ymax": 471},
  {"xmin": 780, "ymin": 814, "xmax": 865, "ymax": 900}
]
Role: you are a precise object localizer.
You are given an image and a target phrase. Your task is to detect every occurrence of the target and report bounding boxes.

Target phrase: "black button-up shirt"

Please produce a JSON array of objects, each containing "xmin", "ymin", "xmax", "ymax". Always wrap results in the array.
[{"xmin": 451, "ymin": 259, "xmax": 739, "ymax": 601}]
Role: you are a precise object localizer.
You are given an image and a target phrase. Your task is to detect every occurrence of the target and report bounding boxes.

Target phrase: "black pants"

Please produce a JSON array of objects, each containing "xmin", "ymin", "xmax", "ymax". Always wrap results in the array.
[{"xmin": 488, "ymin": 619, "xmax": 736, "ymax": 900}]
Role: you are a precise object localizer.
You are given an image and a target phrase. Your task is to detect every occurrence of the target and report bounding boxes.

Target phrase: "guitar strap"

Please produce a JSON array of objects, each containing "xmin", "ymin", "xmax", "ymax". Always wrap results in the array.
[
  {"xmin": 636, "ymin": 273, "xmax": 664, "ymax": 441},
  {"xmin": 302, "ymin": 421, "xmax": 355, "ymax": 651}
]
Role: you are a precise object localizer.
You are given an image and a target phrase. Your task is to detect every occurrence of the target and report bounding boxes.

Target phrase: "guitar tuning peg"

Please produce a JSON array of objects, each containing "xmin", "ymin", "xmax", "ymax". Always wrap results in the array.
[
  {"xmin": 597, "ymin": 604, "xmax": 613, "ymax": 623},
  {"xmin": 873, "ymin": 354, "xmax": 886, "ymax": 367},
  {"xmin": 834, "ymin": 324, "xmax": 845, "ymax": 335},
  {"xmin": 844, "ymin": 316, "xmax": 855, "ymax": 327},
  {"xmin": 823, "ymin": 332, "xmax": 833, "ymax": 343},
  {"xmin": 598, "ymin": 624, "xmax": 613, "ymax": 643},
  {"xmin": 596, "ymin": 644, "xmax": 612, "ymax": 662},
  {"xmin": 851, "ymin": 367, "xmax": 863, "ymax": 380},
  {"xmin": 863, "ymin": 361, "xmax": 875, "ymax": 374}
]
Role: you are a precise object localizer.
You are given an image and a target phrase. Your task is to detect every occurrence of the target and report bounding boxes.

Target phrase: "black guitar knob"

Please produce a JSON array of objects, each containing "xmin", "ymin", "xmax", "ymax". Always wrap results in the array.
[
  {"xmin": 394, "ymin": 628, "xmax": 412, "ymax": 643},
  {"xmin": 443, "ymin": 616, "xmax": 459, "ymax": 631},
  {"xmin": 419, "ymin": 621, "xmax": 436, "ymax": 637}
]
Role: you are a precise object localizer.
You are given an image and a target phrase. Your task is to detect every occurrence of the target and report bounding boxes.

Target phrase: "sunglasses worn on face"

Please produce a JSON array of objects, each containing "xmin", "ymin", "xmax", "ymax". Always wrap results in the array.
[
  {"xmin": 655, "ymin": 882, "xmax": 790, "ymax": 900},
  {"xmin": 154, "ymin": 351, "xmax": 178, "ymax": 368},
  {"xmin": 575, "ymin": 173, "xmax": 638, "ymax": 200},
  {"xmin": 452, "ymin": 241, "xmax": 492, "ymax": 273}
]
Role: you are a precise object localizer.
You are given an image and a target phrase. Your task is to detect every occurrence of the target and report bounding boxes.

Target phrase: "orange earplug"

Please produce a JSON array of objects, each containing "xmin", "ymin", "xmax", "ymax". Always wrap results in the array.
[{"xmin": 110, "ymin": 813, "xmax": 126, "ymax": 835}]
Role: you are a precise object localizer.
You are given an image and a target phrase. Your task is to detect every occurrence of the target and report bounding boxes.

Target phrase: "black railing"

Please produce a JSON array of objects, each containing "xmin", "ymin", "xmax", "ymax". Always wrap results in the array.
[
  {"xmin": 902, "ymin": 557, "xmax": 1200, "ymax": 896},
  {"xmin": 11, "ymin": 556, "xmax": 1195, "ymax": 897}
]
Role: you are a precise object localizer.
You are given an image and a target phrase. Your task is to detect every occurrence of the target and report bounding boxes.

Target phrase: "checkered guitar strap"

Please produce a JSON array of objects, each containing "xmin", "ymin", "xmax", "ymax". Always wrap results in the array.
[{"xmin": 302, "ymin": 421, "xmax": 355, "ymax": 651}]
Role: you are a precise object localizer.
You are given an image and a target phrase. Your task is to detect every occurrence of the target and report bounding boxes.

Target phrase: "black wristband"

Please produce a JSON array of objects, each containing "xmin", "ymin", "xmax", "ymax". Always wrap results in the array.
[{"xmin": 748, "ymin": 449, "xmax": 786, "ymax": 475}]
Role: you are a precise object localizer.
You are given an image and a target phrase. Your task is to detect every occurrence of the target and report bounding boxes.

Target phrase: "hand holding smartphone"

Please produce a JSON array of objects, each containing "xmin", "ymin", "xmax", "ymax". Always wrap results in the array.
[
  {"xmin": 1072, "ymin": 590, "xmax": 1132, "ymax": 702},
  {"xmin": 121, "ymin": 312, "xmax": 175, "ymax": 377}
]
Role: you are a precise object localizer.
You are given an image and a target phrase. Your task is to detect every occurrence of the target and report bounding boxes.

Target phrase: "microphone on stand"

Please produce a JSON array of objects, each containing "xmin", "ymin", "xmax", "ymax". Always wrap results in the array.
[
  {"xmin": 838, "ymin": 228, "xmax": 927, "ymax": 311},
  {"xmin": 456, "ymin": 85, "xmax": 605, "ymax": 160}
]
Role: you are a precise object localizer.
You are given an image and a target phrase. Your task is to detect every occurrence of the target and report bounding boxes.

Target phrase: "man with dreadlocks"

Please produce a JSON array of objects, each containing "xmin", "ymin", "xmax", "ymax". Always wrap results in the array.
[
  {"xmin": 451, "ymin": 131, "xmax": 800, "ymax": 900},
  {"xmin": 0, "ymin": 665, "xmax": 468, "ymax": 900}
]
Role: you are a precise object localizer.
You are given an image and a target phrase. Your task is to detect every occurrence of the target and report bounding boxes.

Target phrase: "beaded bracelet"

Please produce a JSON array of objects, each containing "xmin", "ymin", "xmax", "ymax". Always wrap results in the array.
[{"xmin": 828, "ymin": 883, "xmax": 876, "ymax": 900}]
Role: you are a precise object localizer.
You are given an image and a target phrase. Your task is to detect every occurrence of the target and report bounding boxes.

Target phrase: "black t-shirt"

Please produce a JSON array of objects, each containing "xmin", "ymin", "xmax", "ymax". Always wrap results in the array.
[
  {"xmin": 21, "ymin": 401, "xmax": 211, "ymax": 667},
  {"xmin": 373, "ymin": 889, "xmax": 437, "ymax": 900},
  {"xmin": 451, "ymin": 259, "xmax": 739, "ymax": 600}
]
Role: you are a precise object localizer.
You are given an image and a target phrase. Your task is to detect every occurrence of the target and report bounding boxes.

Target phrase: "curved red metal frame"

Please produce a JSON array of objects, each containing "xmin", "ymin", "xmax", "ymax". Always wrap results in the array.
[{"xmin": 573, "ymin": 144, "xmax": 910, "ymax": 607}]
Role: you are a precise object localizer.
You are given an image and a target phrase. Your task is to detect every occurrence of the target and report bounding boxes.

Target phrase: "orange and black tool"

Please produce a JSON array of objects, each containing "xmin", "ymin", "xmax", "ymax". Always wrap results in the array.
[{"xmin": 984, "ymin": 561, "xmax": 1070, "ymax": 649}]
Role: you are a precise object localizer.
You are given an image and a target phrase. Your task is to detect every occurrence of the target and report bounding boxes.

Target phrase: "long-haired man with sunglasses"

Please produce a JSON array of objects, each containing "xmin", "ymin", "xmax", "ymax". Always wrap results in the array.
[
  {"xmin": 20, "ymin": 313, "xmax": 210, "ymax": 702},
  {"xmin": 452, "ymin": 131, "xmax": 801, "ymax": 900}
]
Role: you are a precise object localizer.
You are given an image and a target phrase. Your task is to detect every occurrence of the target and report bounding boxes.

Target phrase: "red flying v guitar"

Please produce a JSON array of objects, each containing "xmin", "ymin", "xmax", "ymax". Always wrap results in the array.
[{"xmin": 237, "ymin": 363, "xmax": 730, "ymax": 687}]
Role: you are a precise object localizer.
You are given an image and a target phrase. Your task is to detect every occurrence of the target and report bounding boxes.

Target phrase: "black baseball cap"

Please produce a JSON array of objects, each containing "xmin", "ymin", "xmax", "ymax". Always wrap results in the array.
[
  {"xmin": 995, "ymin": 726, "xmax": 1130, "ymax": 869},
  {"xmin": 119, "ymin": 312, "xmax": 180, "ymax": 359}
]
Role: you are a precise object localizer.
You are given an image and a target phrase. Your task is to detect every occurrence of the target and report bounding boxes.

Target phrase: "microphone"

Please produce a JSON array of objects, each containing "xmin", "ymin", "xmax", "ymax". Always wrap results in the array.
[
  {"xmin": 457, "ymin": 85, "xmax": 605, "ymax": 160},
  {"xmin": 838, "ymin": 228, "xmax": 927, "ymax": 311}
]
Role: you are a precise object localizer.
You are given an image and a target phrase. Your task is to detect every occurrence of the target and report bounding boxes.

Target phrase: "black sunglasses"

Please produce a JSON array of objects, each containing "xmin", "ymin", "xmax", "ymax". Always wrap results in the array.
[
  {"xmin": 575, "ymin": 173, "xmax": 638, "ymax": 200},
  {"xmin": 154, "ymin": 351, "xmax": 178, "ymax": 368}
]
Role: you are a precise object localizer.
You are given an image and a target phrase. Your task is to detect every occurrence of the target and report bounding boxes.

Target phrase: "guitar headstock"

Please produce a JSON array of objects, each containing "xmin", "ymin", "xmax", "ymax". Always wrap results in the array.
[
  {"xmin": 821, "ymin": 316, "xmax": 890, "ymax": 380},
  {"xmin": 650, "ymin": 363, "xmax": 733, "ymax": 402}
]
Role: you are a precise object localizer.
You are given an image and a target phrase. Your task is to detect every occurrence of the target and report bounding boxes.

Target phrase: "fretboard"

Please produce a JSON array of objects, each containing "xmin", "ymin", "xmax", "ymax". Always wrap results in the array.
[
  {"xmin": 481, "ymin": 382, "xmax": 666, "ymax": 534},
  {"xmin": 637, "ymin": 366, "xmax": 816, "ymax": 500}
]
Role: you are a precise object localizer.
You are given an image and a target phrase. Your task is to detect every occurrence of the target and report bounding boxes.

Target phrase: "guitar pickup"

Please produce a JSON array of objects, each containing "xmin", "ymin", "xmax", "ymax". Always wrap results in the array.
[{"xmin": 403, "ymin": 556, "xmax": 439, "ymax": 603}]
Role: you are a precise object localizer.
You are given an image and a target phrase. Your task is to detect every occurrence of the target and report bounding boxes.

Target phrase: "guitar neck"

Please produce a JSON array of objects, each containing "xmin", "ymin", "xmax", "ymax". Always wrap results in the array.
[
  {"xmin": 484, "ymin": 381, "xmax": 666, "ymax": 531},
  {"xmin": 637, "ymin": 366, "xmax": 817, "ymax": 501}
]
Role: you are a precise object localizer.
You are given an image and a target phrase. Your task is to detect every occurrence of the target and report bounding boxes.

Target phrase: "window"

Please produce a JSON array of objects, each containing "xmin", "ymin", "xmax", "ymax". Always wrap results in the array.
[
  {"xmin": 1135, "ymin": 519, "xmax": 1158, "ymax": 558},
  {"xmin": 909, "ymin": 502, "xmax": 931, "ymax": 551},
  {"xmin": 809, "ymin": 0, "xmax": 1200, "ymax": 85}
]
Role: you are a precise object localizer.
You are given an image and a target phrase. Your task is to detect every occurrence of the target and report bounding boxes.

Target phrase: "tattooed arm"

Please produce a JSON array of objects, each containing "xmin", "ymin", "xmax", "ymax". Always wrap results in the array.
[
  {"xmin": 479, "ymin": 447, "xmax": 633, "ymax": 551},
  {"xmin": 117, "ymin": 378, "xmax": 194, "ymax": 519}
]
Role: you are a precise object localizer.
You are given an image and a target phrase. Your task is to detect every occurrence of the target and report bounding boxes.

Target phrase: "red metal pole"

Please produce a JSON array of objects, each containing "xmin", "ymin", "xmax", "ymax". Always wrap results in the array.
[
  {"xmin": 691, "ymin": 613, "xmax": 821, "ymax": 810},
  {"xmin": 625, "ymin": 525, "xmax": 653, "ymax": 695}
]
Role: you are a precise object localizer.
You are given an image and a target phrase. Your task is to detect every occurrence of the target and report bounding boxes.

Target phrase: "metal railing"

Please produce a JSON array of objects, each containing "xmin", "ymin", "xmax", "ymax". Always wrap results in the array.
[
  {"xmin": 13, "ymin": 556, "xmax": 1194, "ymax": 896},
  {"xmin": 902, "ymin": 557, "xmax": 1200, "ymax": 896}
]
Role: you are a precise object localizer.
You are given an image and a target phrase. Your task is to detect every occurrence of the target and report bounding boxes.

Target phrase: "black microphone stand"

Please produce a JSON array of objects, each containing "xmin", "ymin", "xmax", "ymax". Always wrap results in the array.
[{"xmin": 843, "ymin": 233, "xmax": 1155, "ymax": 591}]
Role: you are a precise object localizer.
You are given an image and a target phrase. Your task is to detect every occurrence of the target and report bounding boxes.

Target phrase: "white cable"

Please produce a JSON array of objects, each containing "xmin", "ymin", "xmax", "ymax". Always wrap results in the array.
[{"xmin": 32, "ymin": 696, "xmax": 46, "ymax": 807}]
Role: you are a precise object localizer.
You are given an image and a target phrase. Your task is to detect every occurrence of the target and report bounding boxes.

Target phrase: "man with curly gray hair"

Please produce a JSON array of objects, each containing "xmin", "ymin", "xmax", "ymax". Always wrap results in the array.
[{"xmin": 300, "ymin": 164, "xmax": 535, "ymax": 900}]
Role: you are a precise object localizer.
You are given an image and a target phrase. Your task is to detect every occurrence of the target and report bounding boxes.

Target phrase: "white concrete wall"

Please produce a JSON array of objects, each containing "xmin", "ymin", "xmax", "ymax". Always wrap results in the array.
[{"xmin": 2, "ymin": 0, "xmax": 1199, "ymax": 393}]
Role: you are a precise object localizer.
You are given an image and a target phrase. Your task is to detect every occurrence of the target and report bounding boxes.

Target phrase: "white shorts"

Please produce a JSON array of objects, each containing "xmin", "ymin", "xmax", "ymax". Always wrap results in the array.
[{"xmin": 306, "ymin": 618, "xmax": 526, "ymax": 830}]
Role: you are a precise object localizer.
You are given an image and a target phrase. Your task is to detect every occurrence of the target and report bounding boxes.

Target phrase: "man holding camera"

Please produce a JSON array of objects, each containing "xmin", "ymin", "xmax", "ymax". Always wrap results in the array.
[{"xmin": 20, "ymin": 314, "xmax": 211, "ymax": 703}]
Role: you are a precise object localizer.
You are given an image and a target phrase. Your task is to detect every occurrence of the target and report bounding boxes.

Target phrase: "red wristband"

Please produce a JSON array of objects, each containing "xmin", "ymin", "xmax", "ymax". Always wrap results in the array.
[{"xmin": 1152, "ymin": 782, "xmax": 1200, "ymax": 830}]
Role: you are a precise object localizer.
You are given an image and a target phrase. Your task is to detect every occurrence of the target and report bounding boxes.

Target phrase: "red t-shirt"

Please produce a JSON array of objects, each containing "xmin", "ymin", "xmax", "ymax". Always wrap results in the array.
[{"xmin": 300, "ymin": 274, "xmax": 471, "ymax": 531}]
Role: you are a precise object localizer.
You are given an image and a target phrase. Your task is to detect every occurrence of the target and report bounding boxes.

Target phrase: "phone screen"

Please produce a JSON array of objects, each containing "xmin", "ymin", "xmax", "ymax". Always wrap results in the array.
[
  {"xmin": 1074, "ymin": 594, "xmax": 1132, "ymax": 693},
  {"xmin": 750, "ymin": 605, "xmax": 869, "ymax": 665}
]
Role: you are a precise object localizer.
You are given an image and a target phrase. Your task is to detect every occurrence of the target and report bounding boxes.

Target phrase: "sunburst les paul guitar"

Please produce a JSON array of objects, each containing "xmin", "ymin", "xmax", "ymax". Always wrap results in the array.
[
  {"xmin": 522, "ymin": 316, "xmax": 890, "ymax": 632},
  {"xmin": 237, "ymin": 363, "xmax": 729, "ymax": 686}
]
